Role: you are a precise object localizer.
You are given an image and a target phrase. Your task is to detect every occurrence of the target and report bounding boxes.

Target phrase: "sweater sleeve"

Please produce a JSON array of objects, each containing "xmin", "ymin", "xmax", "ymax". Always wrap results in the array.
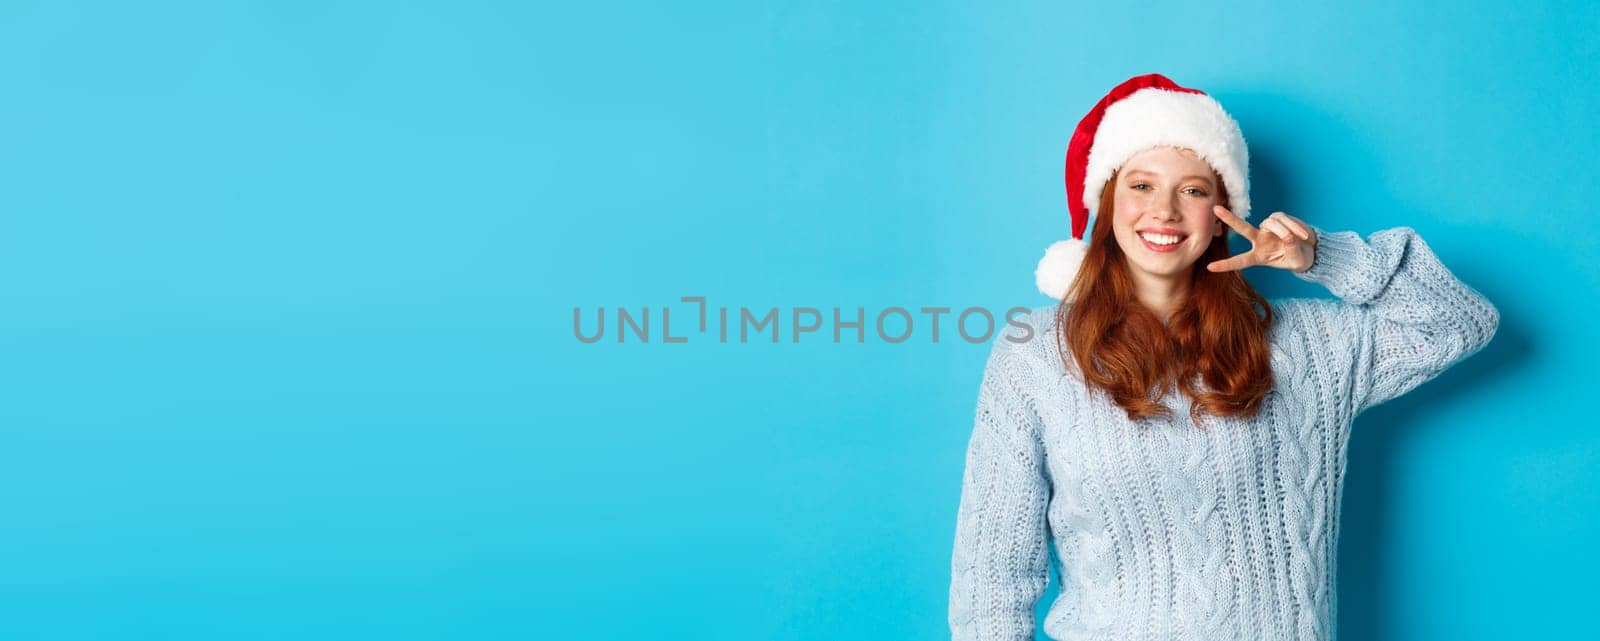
[
  {"xmin": 1292, "ymin": 225, "xmax": 1500, "ymax": 418},
  {"xmin": 949, "ymin": 338, "xmax": 1053, "ymax": 641}
]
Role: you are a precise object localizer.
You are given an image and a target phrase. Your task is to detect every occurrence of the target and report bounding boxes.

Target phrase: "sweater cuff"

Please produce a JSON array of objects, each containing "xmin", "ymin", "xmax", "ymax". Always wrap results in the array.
[{"xmin": 1291, "ymin": 225, "xmax": 1386, "ymax": 305}]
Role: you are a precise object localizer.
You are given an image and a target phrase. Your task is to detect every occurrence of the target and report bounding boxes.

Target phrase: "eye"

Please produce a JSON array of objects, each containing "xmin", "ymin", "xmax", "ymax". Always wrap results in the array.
[
  {"xmin": 1130, "ymin": 183, "xmax": 1151, "ymax": 191},
  {"xmin": 1184, "ymin": 187, "xmax": 1209, "ymax": 196}
]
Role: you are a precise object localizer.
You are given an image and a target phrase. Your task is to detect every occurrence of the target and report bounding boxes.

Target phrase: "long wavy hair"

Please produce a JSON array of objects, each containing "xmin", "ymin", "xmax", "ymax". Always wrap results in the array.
[{"xmin": 1055, "ymin": 169, "xmax": 1274, "ymax": 427}]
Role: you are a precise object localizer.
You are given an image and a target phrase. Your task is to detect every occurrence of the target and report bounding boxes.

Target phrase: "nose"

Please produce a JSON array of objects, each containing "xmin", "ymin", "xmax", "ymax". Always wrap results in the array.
[{"xmin": 1152, "ymin": 196, "xmax": 1182, "ymax": 222}]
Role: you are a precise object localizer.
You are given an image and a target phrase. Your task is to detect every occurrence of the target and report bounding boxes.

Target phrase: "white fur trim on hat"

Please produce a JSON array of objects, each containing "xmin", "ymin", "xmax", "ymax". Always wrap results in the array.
[
  {"xmin": 1081, "ymin": 88, "xmax": 1251, "ymax": 220},
  {"xmin": 1035, "ymin": 237, "xmax": 1089, "ymax": 300}
]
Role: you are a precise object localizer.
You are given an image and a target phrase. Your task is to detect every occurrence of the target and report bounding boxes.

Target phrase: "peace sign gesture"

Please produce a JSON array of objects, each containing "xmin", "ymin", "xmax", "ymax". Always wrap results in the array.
[{"xmin": 1206, "ymin": 206, "xmax": 1318, "ymax": 273}]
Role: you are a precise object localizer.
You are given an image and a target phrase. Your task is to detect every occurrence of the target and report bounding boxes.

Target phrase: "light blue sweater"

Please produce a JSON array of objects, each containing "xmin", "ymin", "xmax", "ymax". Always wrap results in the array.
[{"xmin": 948, "ymin": 226, "xmax": 1499, "ymax": 641}]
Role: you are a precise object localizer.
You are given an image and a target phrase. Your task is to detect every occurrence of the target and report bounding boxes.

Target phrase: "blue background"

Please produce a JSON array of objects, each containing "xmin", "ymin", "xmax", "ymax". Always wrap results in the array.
[{"xmin": 2, "ymin": 1, "xmax": 1595, "ymax": 640}]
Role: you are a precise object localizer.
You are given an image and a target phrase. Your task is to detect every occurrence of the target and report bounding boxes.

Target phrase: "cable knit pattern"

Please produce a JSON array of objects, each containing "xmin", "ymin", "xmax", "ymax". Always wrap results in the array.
[{"xmin": 948, "ymin": 226, "xmax": 1499, "ymax": 641}]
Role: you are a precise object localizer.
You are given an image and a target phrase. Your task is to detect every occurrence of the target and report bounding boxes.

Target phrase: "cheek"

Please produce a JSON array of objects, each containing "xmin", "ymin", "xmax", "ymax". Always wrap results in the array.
[
  {"xmin": 1187, "ymin": 203, "xmax": 1219, "ymax": 234},
  {"xmin": 1112, "ymin": 201, "xmax": 1141, "ymax": 227}
]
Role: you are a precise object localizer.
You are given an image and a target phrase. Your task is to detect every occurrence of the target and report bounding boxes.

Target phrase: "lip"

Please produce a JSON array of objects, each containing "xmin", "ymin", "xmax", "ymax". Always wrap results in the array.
[{"xmin": 1137, "ymin": 229, "xmax": 1187, "ymax": 253}]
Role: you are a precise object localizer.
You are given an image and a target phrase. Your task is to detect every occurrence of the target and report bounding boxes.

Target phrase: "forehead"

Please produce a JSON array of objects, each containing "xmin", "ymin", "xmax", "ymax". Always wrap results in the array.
[{"xmin": 1121, "ymin": 145, "xmax": 1215, "ymax": 180}]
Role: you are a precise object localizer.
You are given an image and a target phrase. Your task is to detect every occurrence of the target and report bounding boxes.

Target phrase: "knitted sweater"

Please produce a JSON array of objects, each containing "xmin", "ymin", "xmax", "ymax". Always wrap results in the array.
[{"xmin": 948, "ymin": 226, "xmax": 1499, "ymax": 641}]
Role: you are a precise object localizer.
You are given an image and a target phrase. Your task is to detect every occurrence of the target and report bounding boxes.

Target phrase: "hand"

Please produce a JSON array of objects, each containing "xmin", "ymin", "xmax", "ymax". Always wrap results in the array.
[{"xmin": 1205, "ymin": 206, "xmax": 1318, "ymax": 273}]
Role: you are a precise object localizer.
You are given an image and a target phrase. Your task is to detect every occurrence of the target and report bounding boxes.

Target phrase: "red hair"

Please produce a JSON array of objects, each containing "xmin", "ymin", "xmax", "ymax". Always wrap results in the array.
[{"xmin": 1055, "ymin": 170, "xmax": 1274, "ymax": 426}]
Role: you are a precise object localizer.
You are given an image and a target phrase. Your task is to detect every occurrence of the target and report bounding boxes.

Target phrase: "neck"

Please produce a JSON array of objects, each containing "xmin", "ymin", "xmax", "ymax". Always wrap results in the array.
[{"xmin": 1130, "ymin": 268, "xmax": 1192, "ymax": 325}]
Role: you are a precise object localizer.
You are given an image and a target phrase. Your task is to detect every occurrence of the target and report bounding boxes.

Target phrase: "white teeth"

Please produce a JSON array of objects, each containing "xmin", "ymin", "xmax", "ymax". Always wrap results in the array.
[{"xmin": 1139, "ymin": 231, "xmax": 1183, "ymax": 245}]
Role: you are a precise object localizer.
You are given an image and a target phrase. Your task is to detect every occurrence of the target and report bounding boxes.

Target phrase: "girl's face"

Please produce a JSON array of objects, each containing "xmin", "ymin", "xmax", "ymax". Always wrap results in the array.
[{"xmin": 1109, "ymin": 145, "xmax": 1226, "ymax": 281}]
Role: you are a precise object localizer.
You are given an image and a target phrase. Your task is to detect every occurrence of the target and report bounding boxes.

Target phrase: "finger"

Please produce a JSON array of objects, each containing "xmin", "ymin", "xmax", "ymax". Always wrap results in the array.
[
  {"xmin": 1261, "ymin": 218, "xmax": 1295, "ymax": 243},
  {"xmin": 1277, "ymin": 214, "xmax": 1313, "ymax": 241},
  {"xmin": 1212, "ymin": 205, "xmax": 1257, "ymax": 241},
  {"xmin": 1206, "ymin": 251, "xmax": 1257, "ymax": 273}
]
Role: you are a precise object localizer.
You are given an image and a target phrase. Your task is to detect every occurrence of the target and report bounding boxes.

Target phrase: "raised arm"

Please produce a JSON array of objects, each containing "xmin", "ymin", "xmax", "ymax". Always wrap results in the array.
[
  {"xmin": 949, "ymin": 339, "xmax": 1053, "ymax": 641},
  {"xmin": 1293, "ymin": 225, "xmax": 1500, "ymax": 418}
]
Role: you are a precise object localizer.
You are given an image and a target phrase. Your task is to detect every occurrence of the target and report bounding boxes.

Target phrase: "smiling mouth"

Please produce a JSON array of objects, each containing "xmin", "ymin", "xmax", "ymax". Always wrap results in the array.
[{"xmin": 1137, "ymin": 231, "xmax": 1185, "ymax": 246}]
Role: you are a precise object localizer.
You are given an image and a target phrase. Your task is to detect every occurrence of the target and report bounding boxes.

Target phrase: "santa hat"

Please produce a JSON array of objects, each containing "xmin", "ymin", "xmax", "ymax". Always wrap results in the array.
[{"xmin": 1034, "ymin": 73, "xmax": 1252, "ymax": 299}]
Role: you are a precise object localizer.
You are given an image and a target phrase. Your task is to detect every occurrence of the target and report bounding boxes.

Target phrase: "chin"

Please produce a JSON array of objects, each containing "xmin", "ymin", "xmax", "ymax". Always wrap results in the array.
[
  {"xmin": 1128, "ymin": 253, "xmax": 1201, "ymax": 278},
  {"xmin": 1147, "ymin": 263, "xmax": 1196, "ymax": 278}
]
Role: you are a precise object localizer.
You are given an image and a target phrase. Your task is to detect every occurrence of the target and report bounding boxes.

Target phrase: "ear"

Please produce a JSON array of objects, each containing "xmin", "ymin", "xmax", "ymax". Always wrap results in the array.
[{"xmin": 1211, "ymin": 217, "xmax": 1225, "ymax": 237}]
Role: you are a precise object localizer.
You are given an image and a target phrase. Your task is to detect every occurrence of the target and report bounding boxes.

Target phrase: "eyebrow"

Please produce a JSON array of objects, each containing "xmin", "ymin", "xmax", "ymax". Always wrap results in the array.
[{"xmin": 1122, "ymin": 169, "xmax": 1215, "ymax": 184}]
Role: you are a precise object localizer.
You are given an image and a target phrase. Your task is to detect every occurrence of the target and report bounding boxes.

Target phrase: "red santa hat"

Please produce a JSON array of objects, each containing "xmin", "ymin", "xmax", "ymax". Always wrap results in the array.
[{"xmin": 1035, "ymin": 73, "xmax": 1252, "ymax": 299}]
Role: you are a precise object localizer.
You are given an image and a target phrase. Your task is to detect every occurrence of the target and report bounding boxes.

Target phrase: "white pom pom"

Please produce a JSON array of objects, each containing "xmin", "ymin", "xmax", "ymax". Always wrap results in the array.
[{"xmin": 1034, "ymin": 238, "xmax": 1089, "ymax": 300}]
